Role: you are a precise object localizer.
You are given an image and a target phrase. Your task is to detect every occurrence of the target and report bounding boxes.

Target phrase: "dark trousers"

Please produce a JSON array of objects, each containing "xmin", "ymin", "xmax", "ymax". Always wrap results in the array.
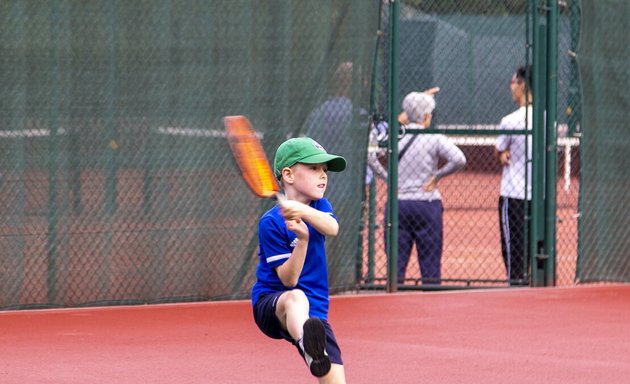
[
  {"xmin": 498, "ymin": 196, "xmax": 531, "ymax": 285},
  {"xmin": 396, "ymin": 200, "xmax": 443, "ymax": 284}
]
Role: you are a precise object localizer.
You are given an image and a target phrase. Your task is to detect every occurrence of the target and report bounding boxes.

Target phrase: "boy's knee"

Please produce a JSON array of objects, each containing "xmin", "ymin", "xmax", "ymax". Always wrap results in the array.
[{"xmin": 282, "ymin": 289, "xmax": 308, "ymax": 305}]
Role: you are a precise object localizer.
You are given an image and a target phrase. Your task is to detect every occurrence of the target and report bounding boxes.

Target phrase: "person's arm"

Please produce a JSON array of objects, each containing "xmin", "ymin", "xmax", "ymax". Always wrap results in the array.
[
  {"xmin": 367, "ymin": 148, "xmax": 388, "ymax": 181},
  {"xmin": 275, "ymin": 200, "xmax": 337, "ymax": 286},
  {"xmin": 275, "ymin": 218, "xmax": 309, "ymax": 287},
  {"xmin": 424, "ymin": 137, "xmax": 466, "ymax": 192},
  {"xmin": 435, "ymin": 137, "xmax": 466, "ymax": 180},
  {"xmin": 423, "ymin": 86, "xmax": 440, "ymax": 96},
  {"xmin": 367, "ymin": 120, "xmax": 389, "ymax": 180},
  {"xmin": 279, "ymin": 199, "xmax": 339, "ymax": 237},
  {"xmin": 496, "ymin": 117, "xmax": 511, "ymax": 166},
  {"xmin": 495, "ymin": 147, "xmax": 511, "ymax": 166}
]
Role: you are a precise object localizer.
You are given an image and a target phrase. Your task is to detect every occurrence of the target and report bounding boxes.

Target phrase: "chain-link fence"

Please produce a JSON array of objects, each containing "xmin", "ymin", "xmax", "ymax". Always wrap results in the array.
[
  {"xmin": 1, "ymin": 1, "xmax": 627, "ymax": 310},
  {"xmin": 362, "ymin": 0, "xmax": 582, "ymax": 289},
  {"xmin": 576, "ymin": 0, "xmax": 630, "ymax": 282},
  {"xmin": 0, "ymin": 1, "xmax": 379, "ymax": 309}
]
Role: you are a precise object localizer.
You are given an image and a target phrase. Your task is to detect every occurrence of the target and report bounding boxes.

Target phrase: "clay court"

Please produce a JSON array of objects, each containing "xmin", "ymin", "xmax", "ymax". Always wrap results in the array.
[{"xmin": 1, "ymin": 284, "xmax": 628, "ymax": 384}]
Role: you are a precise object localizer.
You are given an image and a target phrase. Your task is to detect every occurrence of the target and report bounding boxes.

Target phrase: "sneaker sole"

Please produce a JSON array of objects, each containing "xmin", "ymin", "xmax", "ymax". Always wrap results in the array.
[{"xmin": 302, "ymin": 317, "xmax": 331, "ymax": 377}]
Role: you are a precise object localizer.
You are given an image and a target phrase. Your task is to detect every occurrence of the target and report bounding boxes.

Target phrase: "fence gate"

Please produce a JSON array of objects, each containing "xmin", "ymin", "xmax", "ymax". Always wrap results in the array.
[{"xmin": 361, "ymin": 0, "xmax": 580, "ymax": 290}]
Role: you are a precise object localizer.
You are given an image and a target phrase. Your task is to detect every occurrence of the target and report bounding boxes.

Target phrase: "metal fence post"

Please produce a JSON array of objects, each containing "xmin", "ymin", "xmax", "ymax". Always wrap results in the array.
[
  {"xmin": 532, "ymin": 0, "xmax": 558, "ymax": 287},
  {"xmin": 532, "ymin": 0, "xmax": 550, "ymax": 287},
  {"xmin": 386, "ymin": 0, "xmax": 400, "ymax": 293},
  {"xmin": 544, "ymin": 0, "xmax": 559, "ymax": 286}
]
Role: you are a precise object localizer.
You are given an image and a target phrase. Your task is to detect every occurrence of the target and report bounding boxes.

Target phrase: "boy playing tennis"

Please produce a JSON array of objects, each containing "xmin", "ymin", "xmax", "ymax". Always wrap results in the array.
[{"xmin": 252, "ymin": 137, "xmax": 347, "ymax": 383}]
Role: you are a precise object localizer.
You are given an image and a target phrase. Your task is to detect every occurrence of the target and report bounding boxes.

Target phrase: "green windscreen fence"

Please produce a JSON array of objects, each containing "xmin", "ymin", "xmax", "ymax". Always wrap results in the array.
[
  {"xmin": 0, "ymin": 1, "xmax": 379, "ymax": 308},
  {"xmin": 576, "ymin": 0, "xmax": 630, "ymax": 282},
  {"xmin": 1, "ymin": 0, "xmax": 627, "ymax": 310}
]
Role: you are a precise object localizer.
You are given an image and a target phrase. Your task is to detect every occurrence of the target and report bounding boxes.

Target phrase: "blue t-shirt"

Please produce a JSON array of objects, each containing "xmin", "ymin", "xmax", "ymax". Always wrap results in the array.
[{"xmin": 251, "ymin": 198, "xmax": 335, "ymax": 320}]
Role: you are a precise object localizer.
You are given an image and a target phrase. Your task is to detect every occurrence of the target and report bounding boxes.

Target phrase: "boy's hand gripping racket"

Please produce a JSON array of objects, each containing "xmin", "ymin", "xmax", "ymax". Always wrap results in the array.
[{"xmin": 223, "ymin": 115, "xmax": 284, "ymax": 201}]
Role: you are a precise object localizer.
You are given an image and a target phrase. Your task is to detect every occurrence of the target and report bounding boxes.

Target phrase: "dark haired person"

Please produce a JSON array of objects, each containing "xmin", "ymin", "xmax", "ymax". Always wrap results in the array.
[{"xmin": 495, "ymin": 65, "xmax": 533, "ymax": 286}]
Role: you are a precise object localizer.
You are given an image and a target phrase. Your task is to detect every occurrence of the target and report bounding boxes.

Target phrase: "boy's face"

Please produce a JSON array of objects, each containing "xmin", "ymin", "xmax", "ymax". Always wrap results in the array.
[{"xmin": 284, "ymin": 162, "xmax": 329, "ymax": 201}]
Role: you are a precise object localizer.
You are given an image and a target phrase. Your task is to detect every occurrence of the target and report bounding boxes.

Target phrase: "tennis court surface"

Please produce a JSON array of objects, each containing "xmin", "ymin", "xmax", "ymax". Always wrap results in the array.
[{"xmin": 1, "ymin": 285, "xmax": 628, "ymax": 384}]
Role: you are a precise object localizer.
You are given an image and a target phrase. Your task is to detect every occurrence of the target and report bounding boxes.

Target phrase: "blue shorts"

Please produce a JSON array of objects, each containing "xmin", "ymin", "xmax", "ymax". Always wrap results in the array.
[{"xmin": 253, "ymin": 291, "xmax": 343, "ymax": 365}]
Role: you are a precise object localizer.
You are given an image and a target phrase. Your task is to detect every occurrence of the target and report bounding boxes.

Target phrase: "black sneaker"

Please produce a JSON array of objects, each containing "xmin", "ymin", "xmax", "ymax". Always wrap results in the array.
[{"xmin": 300, "ymin": 317, "xmax": 331, "ymax": 377}]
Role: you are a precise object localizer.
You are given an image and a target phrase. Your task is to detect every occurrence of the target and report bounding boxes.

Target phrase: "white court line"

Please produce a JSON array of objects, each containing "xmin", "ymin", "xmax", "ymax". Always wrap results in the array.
[
  {"xmin": 0, "ymin": 128, "xmax": 67, "ymax": 138},
  {"xmin": 155, "ymin": 126, "xmax": 226, "ymax": 138}
]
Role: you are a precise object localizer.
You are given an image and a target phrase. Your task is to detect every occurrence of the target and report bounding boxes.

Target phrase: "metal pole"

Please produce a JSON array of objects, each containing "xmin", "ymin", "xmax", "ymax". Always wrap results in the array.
[
  {"xmin": 531, "ymin": 0, "xmax": 547, "ymax": 287},
  {"xmin": 544, "ymin": 0, "xmax": 559, "ymax": 286},
  {"xmin": 47, "ymin": 1, "xmax": 62, "ymax": 304},
  {"xmin": 386, "ymin": 0, "xmax": 400, "ymax": 293}
]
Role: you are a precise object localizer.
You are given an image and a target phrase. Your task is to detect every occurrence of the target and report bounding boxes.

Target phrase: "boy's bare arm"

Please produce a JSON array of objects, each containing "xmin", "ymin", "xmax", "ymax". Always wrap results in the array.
[
  {"xmin": 279, "ymin": 200, "xmax": 339, "ymax": 237},
  {"xmin": 275, "ymin": 223, "xmax": 308, "ymax": 287}
]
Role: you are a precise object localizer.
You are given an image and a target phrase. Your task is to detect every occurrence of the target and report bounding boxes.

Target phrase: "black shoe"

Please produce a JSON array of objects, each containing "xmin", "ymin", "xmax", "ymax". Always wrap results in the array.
[{"xmin": 300, "ymin": 317, "xmax": 331, "ymax": 377}]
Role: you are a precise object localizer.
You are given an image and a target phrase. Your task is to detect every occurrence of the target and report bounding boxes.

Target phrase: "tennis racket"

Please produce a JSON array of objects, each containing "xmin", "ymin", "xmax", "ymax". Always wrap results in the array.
[{"xmin": 223, "ymin": 115, "xmax": 283, "ymax": 201}]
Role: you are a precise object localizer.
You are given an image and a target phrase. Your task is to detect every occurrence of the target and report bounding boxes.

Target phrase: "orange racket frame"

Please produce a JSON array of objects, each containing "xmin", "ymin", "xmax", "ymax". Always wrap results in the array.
[{"xmin": 223, "ymin": 115, "xmax": 281, "ymax": 199}]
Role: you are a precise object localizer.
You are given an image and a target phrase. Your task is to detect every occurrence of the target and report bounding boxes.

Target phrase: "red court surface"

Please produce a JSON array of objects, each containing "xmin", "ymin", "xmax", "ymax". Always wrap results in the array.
[{"xmin": 1, "ymin": 285, "xmax": 629, "ymax": 384}]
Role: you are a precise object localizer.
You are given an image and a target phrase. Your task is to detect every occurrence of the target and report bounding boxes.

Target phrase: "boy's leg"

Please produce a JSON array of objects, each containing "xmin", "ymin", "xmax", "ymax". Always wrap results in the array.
[
  {"xmin": 318, "ymin": 364, "xmax": 346, "ymax": 384},
  {"xmin": 301, "ymin": 317, "xmax": 331, "ymax": 377},
  {"xmin": 275, "ymin": 289, "xmax": 310, "ymax": 341},
  {"xmin": 255, "ymin": 290, "xmax": 338, "ymax": 379},
  {"xmin": 275, "ymin": 290, "xmax": 333, "ymax": 377},
  {"xmin": 300, "ymin": 319, "xmax": 343, "ymax": 381}
]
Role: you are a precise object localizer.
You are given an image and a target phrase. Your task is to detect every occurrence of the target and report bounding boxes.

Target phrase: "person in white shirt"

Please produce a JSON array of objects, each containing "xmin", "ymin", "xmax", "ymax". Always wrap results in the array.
[{"xmin": 495, "ymin": 65, "xmax": 533, "ymax": 286}]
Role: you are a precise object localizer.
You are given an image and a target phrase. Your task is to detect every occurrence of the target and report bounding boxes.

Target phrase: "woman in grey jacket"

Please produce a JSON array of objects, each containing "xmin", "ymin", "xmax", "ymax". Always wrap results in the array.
[{"xmin": 368, "ymin": 90, "xmax": 466, "ymax": 285}]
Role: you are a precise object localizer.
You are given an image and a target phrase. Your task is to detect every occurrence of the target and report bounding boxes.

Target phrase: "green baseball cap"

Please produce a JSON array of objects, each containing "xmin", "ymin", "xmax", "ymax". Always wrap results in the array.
[{"xmin": 273, "ymin": 137, "xmax": 346, "ymax": 178}]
